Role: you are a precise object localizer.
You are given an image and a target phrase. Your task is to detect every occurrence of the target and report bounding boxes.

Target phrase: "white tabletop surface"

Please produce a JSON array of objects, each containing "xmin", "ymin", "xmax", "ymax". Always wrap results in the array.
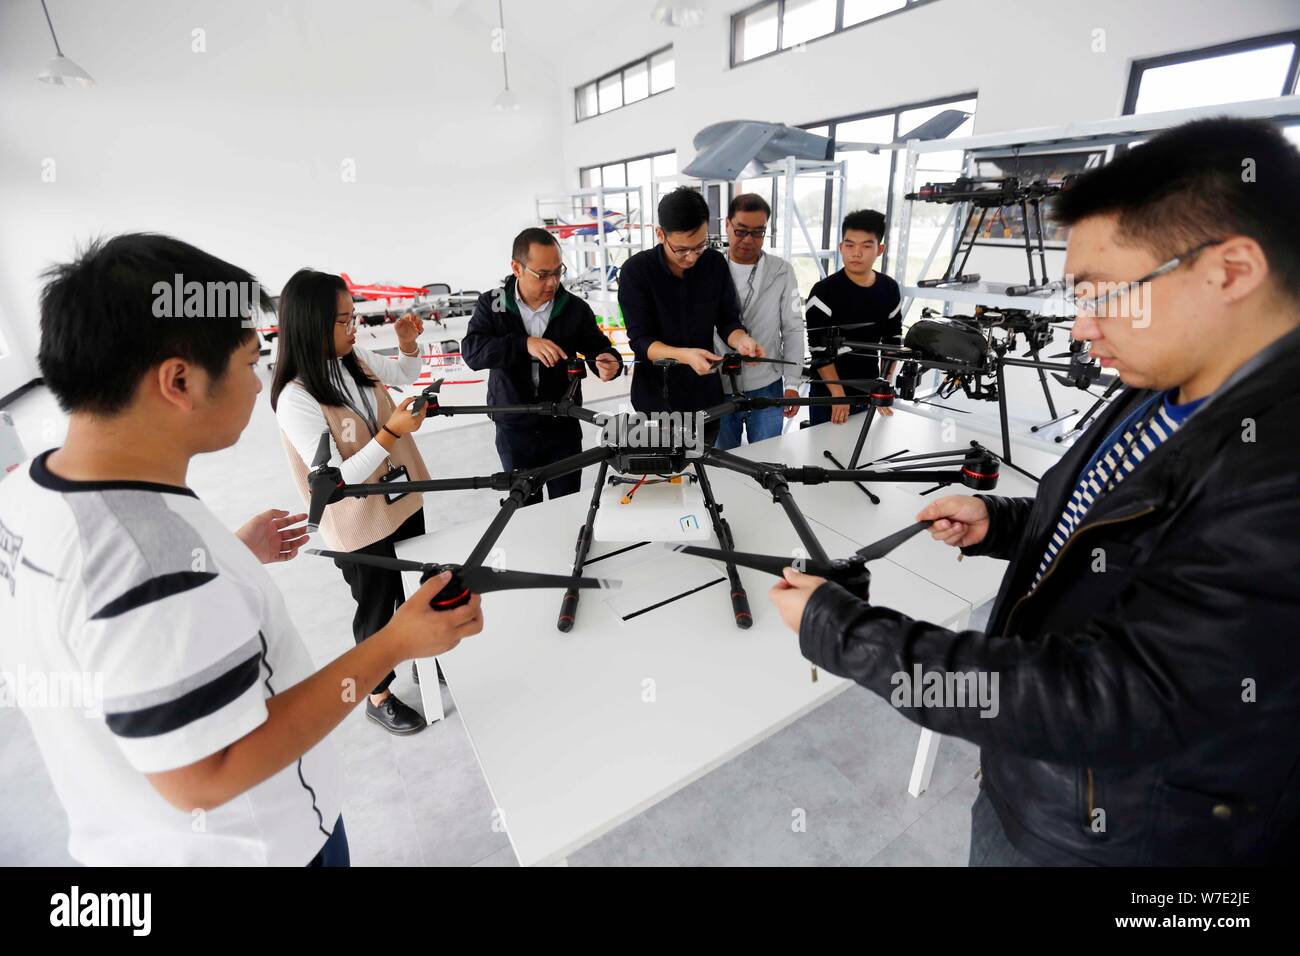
[
  {"xmin": 395, "ymin": 471, "xmax": 970, "ymax": 866},
  {"xmin": 891, "ymin": 361, "xmax": 1111, "ymax": 452},
  {"xmin": 711, "ymin": 407, "xmax": 1066, "ymax": 607}
]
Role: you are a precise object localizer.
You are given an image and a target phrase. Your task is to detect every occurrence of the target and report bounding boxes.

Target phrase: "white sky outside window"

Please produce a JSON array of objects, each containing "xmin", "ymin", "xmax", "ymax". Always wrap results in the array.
[
  {"xmin": 623, "ymin": 61, "xmax": 649, "ymax": 103},
  {"xmin": 736, "ymin": 2, "xmax": 778, "ymax": 61},
  {"xmin": 649, "ymin": 50, "xmax": 675, "ymax": 93},
  {"xmin": 843, "ymin": 0, "xmax": 906, "ymax": 28},
  {"xmin": 1132, "ymin": 43, "xmax": 1295, "ymax": 113},
  {"xmin": 781, "ymin": 0, "xmax": 836, "ymax": 48},
  {"xmin": 597, "ymin": 74, "xmax": 622, "ymax": 114},
  {"xmin": 577, "ymin": 83, "xmax": 598, "ymax": 120},
  {"xmin": 834, "ymin": 114, "xmax": 894, "ymax": 268}
]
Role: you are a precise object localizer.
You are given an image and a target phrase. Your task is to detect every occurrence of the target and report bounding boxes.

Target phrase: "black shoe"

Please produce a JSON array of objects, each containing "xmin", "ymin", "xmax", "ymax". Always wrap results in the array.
[{"xmin": 366, "ymin": 694, "xmax": 425, "ymax": 735}]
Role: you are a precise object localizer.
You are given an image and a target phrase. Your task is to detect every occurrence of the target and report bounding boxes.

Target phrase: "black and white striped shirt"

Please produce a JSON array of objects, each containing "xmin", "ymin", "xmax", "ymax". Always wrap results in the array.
[{"xmin": 1032, "ymin": 390, "xmax": 1206, "ymax": 588}]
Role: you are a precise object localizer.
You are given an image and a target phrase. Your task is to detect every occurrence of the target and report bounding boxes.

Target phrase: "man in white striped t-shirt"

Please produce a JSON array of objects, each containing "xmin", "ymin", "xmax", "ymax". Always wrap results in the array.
[{"xmin": 0, "ymin": 234, "xmax": 483, "ymax": 865}]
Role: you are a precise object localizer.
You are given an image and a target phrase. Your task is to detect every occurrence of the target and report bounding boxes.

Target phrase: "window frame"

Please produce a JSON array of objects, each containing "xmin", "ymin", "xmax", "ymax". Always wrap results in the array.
[
  {"xmin": 574, "ymin": 45, "xmax": 674, "ymax": 123},
  {"xmin": 730, "ymin": 0, "xmax": 938, "ymax": 69},
  {"xmin": 579, "ymin": 149, "xmax": 676, "ymax": 189},
  {"xmin": 744, "ymin": 92, "xmax": 976, "ymax": 274},
  {"xmin": 1121, "ymin": 30, "xmax": 1300, "ymax": 115}
]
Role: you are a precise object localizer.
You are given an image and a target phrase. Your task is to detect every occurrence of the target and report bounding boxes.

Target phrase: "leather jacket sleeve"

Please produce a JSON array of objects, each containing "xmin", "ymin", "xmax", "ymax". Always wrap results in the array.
[
  {"xmin": 958, "ymin": 493, "xmax": 1035, "ymax": 560},
  {"xmin": 797, "ymin": 477, "xmax": 1300, "ymax": 770}
]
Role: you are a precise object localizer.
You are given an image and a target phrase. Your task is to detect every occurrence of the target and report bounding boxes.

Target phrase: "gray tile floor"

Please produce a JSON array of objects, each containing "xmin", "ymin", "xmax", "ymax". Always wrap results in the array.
[{"xmin": 0, "ymin": 368, "xmax": 989, "ymax": 866}]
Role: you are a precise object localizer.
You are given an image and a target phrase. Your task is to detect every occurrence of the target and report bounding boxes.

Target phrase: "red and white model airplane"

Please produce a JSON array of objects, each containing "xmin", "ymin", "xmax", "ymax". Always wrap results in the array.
[
  {"xmin": 543, "ymin": 208, "xmax": 637, "ymax": 240},
  {"xmin": 341, "ymin": 273, "xmax": 428, "ymax": 307}
]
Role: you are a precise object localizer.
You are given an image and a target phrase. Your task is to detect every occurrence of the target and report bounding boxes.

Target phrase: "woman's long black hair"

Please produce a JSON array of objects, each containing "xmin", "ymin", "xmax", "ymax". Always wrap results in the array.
[{"xmin": 270, "ymin": 268, "xmax": 377, "ymax": 414}]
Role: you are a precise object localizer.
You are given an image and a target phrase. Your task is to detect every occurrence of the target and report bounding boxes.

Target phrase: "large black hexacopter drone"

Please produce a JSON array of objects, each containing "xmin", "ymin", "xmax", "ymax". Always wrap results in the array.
[{"xmin": 306, "ymin": 353, "xmax": 1003, "ymax": 631}]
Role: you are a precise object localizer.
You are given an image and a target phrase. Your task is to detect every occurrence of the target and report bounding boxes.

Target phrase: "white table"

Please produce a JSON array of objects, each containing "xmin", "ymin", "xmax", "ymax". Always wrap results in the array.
[
  {"xmin": 397, "ymin": 472, "xmax": 970, "ymax": 866},
  {"xmin": 715, "ymin": 406, "xmax": 1065, "ymax": 606},
  {"xmin": 711, "ymin": 407, "xmax": 1066, "ymax": 796},
  {"xmin": 894, "ymin": 362, "xmax": 1110, "ymax": 453}
]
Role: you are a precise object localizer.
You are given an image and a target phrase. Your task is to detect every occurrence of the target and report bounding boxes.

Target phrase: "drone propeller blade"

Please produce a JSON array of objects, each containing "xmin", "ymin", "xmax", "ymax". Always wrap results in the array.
[
  {"xmin": 710, "ymin": 355, "xmax": 802, "ymax": 372},
  {"xmin": 1053, "ymin": 371, "xmax": 1119, "ymax": 390},
  {"xmin": 459, "ymin": 566, "xmax": 619, "ymax": 594},
  {"xmin": 307, "ymin": 548, "xmax": 431, "ymax": 574},
  {"xmin": 311, "ymin": 431, "xmax": 333, "ymax": 470},
  {"xmin": 823, "ymin": 321, "xmax": 885, "ymax": 331},
  {"xmin": 664, "ymin": 542, "xmax": 837, "ymax": 578},
  {"xmin": 854, "ymin": 520, "xmax": 934, "ymax": 562}
]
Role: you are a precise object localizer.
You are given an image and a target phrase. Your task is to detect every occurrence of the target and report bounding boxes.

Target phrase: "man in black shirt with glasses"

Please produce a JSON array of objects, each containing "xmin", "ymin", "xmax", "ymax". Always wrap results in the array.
[{"xmin": 619, "ymin": 188, "xmax": 764, "ymax": 445}]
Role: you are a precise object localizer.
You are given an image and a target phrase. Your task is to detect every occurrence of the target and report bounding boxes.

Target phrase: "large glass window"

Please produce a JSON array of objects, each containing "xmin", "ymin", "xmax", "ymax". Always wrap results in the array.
[
  {"xmin": 843, "ymin": 0, "xmax": 905, "ymax": 28},
  {"xmin": 1124, "ymin": 31, "xmax": 1299, "ymax": 115},
  {"xmin": 575, "ymin": 82, "xmax": 598, "ymax": 121},
  {"xmin": 781, "ymin": 0, "xmax": 835, "ymax": 49},
  {"xmin": 575, "ymin": 46, "xmax": 674, "ymax": 121},
  {"xmin": 733, "ymin": 2, "xmax": 778, "ymax": 62},
  {"xmin": 732, "ymin": 0, "xmax": 933, "ymax": 66},
  {"xmin": 743, "ymin": 95, "xmax": 975, "ymax": 295},
  {"xmin": 649, "ymin": 49, "xmax": 675, "ymax": 94},
  {"xmin": 597, "ymin": 74, "xmax": 622, "ymax": 114},
  {"xmin": 579, "ymin": 151, "xmax": 677, "ymax": 252},
  {"xmin": 623, "ymin": 61, "xmax": 649, "ymax": 104}
]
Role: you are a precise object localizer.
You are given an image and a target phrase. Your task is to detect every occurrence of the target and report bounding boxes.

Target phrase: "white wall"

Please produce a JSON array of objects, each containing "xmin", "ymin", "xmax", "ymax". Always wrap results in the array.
[
  {"xmin": 0, "ymin": 0, "xmax": 569, "ymax": 395},
  {"xmin": 3, "ymin": 0, "xmax": 1298, "ymax": 397},
  {"xmin": 555, "ymin": 0, "xmax": 1300, "ymax": 182}
]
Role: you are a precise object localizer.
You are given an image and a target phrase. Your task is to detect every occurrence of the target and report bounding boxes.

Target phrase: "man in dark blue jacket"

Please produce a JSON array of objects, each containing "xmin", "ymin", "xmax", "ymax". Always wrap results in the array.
[
  {"xmin": 461, "ymin": 228, "xmax": 622, "ymax": 505},
  {"xmin": 770, "ymin": 117, "xmax": 1300, "ymax": 866}
]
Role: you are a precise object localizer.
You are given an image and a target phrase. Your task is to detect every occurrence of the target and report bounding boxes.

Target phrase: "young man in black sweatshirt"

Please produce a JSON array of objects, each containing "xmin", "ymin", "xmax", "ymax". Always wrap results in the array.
[
  {"xmin": 805, "ymin": 209, "xmax": 903, "ymax": 425},
  {"xmin": 461, "ymin": 227, "xmax": 623, "ymax": 505}
]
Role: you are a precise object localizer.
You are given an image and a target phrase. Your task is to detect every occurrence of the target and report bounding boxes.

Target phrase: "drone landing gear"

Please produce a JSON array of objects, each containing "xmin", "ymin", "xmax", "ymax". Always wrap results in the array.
[
  {"xmin": 557, "ymin": 461, "xmax": 609, "ymax": 632},
  {"xmin": 1057, "ymin": 377, "xmax": 1124, "ymax": 444},
  {"xmin": 1024, "ymin": 345, "xmax": 1077, "ymax": 435},
  {"xmin": 693, "ymin": 462, "xmax": 752, "ymax": 629}
]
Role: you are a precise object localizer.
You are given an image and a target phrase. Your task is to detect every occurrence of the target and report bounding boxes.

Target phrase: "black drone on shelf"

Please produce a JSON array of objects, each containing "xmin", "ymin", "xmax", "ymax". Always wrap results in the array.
[
  {"xmin": 305, "ymin": 355, "xmax": 1002, "ymax": 632},
  {"xmin": 905, "ymin": 174, "xmax": 1076, "ymax": 292},
  {"xmin": 806, "ymin": 306, "xmax": 1116, "ymax": 484}
]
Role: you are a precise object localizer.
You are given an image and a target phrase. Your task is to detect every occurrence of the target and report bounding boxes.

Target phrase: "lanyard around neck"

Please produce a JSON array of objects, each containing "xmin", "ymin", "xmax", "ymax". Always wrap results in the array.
[{"xmin": 737, "ymin": 252, "xmax": 762, "ymax": 314}]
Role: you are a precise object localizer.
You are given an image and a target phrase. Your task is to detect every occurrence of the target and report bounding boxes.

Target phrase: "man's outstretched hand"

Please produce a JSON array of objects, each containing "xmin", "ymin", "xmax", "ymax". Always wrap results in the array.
[{"xmin": 236, "ymin": 509, "xmax": 310, "ymax": 564}]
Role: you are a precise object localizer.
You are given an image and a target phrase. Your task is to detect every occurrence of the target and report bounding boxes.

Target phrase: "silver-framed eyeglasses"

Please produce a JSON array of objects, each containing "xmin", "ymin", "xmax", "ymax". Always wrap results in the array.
[{"xmin": 1065, "ymin": 238, "xmax": 1224, "ymax": 315}]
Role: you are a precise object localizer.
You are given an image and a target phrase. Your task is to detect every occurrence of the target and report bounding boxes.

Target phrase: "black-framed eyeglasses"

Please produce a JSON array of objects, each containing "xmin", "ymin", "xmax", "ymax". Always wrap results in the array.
[
  {"xmin": 731, "ymin": 227, "xmax": 767, "ymax": 240},
  {"xmin": 1065, "ymin": 238, "xmax": 1225, "ymax": 315},
  {"xmin": 666, "ymin": 239, "xmax": 710, "ymax": 258},
  {"xmin": 522, "ymin": 263, "xmax": 568, "ymax": 282}
]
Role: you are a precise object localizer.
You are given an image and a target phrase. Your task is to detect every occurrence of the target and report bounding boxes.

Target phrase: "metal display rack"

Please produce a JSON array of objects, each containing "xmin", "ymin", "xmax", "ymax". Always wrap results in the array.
[
  {"xmin": 888, "ymin": 95, "xmax": 1300, "ymax": 445},
  {"xmin": 535, "ymin": 185, "xmax": 647, "ymax": 300},
  {"xmin": 893, "ymin": 95, "xmax": 1300, "ymax": 318},
  {"xmin": 651, "ymin": 157, "xmax": 849, "ymax": 280}
]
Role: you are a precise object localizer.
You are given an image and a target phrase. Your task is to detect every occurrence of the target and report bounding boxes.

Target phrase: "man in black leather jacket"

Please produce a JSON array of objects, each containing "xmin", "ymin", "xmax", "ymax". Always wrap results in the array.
[{"xmin": 769, "ymin": 117, "xmax": 1300, "ymax": 866}]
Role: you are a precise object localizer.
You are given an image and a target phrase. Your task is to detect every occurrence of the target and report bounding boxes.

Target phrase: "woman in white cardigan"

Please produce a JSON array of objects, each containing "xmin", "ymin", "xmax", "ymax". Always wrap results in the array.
[{"xmin": 272, "ymin": 269, "xmax": 434, "ymax": 736}]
